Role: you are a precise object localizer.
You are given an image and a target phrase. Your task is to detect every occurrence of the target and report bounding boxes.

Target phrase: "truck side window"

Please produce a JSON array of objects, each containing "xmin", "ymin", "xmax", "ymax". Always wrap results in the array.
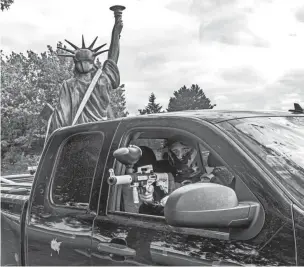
[
  {"xmin": 115, "ymin": 132, "xmax": 236, "ymax": 215},
  {"xmin": 51, "ymin": 132, "xmax": 103, "ymax": 208}
]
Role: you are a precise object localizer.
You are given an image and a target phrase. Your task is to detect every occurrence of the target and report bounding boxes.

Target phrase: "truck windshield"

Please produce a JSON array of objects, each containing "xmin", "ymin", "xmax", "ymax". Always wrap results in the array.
[{"xmin": 223, "ymin": 116, "xmax": 304, "ymax": 206}]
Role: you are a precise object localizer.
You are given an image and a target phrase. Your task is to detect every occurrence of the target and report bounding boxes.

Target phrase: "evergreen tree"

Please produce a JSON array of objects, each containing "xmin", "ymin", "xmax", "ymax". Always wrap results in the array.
[
  {"xmin": 167, "ymin": 84, "xmax": 216, "ymax": 112},
  {"xmin": 138, "ymin": 93, "xmax": 163, "ymax": 115},
  {"xmin": 109, "ymin": 84, "xmax": 129, "ymax": 118}
]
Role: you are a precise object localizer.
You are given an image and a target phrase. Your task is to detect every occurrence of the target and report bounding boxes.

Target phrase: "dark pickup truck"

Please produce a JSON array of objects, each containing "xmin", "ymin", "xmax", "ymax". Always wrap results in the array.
[{"xmin": 1, "ymin": 110, "xmax": 304, "ymax": 266}]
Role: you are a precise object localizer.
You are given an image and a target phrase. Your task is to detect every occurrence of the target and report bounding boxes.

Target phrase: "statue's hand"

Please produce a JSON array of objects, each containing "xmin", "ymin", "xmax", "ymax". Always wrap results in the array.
[{"xmin": 114, "ymin": 17, "xmax": 123, "ymax": 35}]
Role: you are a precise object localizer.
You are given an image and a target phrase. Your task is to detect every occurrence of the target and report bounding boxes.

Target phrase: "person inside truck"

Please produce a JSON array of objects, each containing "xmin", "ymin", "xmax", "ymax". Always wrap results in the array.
[{"xmin": 137, "ymin": 135, "xmax": 236, "ymax": 216}]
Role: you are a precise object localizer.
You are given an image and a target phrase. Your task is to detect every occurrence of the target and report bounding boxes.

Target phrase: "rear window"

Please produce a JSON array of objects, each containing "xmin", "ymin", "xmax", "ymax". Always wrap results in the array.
[
  {"xmin": 223, "ymin": 116, "xmax": 304, "ymax": 206},
  {"xmin": 51, "ymin": 132, "xmax": 103, "ymax": 208}
]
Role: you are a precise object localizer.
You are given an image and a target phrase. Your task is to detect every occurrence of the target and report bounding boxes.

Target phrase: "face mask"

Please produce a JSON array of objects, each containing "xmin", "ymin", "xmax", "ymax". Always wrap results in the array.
[
  {"xmin": 75, "ymin": 61, "xmax": 93, "ymax": 74},
  {"xmin": 169, "ymin": 147, "xmax": 194, "ymax": 166},
  {"xmin": 168, "ymin": 142, "xmax": 200, "ymax": 182}
]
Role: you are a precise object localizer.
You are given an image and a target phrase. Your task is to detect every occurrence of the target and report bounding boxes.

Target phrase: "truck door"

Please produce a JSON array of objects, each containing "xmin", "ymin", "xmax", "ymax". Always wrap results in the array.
[
  {"xmin": 25, "ymin": 120, "xmax": 120, "ymax": 266},
  {"xmin": 91, "ymin": 116, "xmax": 296, "ymax": 266}
]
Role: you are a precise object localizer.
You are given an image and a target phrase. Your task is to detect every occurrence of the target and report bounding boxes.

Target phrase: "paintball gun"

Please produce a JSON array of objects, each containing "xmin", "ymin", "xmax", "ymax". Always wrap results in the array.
[{"xmin": 107, "ymin": 145, "xmax": 169, "ymax": 204}]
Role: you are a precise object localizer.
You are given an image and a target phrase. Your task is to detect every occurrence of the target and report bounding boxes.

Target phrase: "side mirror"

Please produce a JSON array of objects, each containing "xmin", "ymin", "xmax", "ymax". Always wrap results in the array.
[{"xmin": 164, "ymin": 183, "xmax": 263, "ymax": 230}]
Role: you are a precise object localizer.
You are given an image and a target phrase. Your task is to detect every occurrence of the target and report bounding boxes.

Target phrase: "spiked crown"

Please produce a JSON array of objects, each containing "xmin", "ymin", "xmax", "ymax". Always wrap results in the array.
[{"xmin": 57, "ymin": 35, "xmax": 108, "ymax": 62}]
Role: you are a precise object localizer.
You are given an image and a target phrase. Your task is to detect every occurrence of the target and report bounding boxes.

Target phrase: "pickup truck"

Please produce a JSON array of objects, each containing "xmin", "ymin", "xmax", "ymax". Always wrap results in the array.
[{"xmin": 1, "ymin": 110, "xmax": 304, "ymax": 266}]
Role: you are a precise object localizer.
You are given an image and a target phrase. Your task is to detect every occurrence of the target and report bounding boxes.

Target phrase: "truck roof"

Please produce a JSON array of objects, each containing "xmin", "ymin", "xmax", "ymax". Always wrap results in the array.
[
  {"xmin": 52, "ymin": 110, "xmax": 304, "ymax": 135},
  {"xmin": 123, "ymin": 109, "xmax": 304, "ymax": 124}
]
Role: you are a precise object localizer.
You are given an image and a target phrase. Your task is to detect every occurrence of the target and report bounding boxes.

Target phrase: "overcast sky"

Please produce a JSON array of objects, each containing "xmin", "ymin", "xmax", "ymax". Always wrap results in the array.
[{"xmin": 1, "ymin": 0, "xmax": 304, "ymax": 115}]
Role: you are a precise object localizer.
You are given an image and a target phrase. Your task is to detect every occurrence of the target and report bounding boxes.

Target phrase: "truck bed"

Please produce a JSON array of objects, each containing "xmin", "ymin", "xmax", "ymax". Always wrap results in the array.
[
  {"xmin": 1, "ymin": 174, "xmax": 33, "ymax": 266},
  {"xmin": 1, "ymin": 173, "xmax": 33, "ymax": 216}
]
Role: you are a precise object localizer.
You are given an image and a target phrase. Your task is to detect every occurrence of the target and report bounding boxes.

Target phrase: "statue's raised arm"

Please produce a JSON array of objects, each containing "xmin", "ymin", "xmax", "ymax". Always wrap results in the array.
[{"xmin": 108, "ymin": 5, "xmax": 125, "ymax": 63}]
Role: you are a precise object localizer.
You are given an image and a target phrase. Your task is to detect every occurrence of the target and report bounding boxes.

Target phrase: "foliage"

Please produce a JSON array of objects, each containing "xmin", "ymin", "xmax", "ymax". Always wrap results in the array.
[
  {"xmin": 1, "ymin": 44, "xmax": 73, "ymax": 173},
  {"xmin": 2, "ymin": 146, "xmax": 22, "ymax": 165},
  {"xmin": 109, "ymin": 84, "xmax": 129, "ymax": 118},
  {"xmin": 1, "ymin": 153, "xmax": 40, "ymax": 175},
  {"xmin": 1, "ymin": 0, "xmax": 14, "ymax": 11},
  {"xmin": 1, "ymin": 44, "xmax": 73, "ymax": 150},
  {"xmin": 138, "ymin": 93, "xmax": 163, "ymax": 115},
  {"xmin": 167, "ymin": 84, "xmax": 216, "ymax": 112}
]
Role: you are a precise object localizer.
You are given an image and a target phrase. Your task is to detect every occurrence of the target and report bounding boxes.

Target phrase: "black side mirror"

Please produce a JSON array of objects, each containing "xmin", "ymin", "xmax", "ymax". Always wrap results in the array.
[{"xmin": 164, "ymin": 183, "xmax": 263, "ymax": 233}]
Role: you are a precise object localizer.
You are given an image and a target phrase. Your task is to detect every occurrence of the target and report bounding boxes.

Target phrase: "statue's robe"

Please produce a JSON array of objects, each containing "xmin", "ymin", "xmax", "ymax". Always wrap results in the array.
[{"xmin": 50, "ymin": 59, "xmax": 119, "ymax": 133}]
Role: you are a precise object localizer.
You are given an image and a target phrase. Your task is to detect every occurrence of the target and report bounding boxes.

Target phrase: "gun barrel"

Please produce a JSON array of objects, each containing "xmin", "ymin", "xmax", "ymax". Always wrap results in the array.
[
  {"xmin": 107, "ymin": 174, "xmax": 133, "ymax": 185},
  {"xmin": 107, "ymin": 172, "xmax": 169, "ymax": 186}
]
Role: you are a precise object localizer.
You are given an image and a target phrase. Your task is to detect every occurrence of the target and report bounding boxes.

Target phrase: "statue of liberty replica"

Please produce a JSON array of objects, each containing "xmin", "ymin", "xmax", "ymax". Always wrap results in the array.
[{"xmin": 45, "ymin": 5, "xmax": 125, "ymax": 137}]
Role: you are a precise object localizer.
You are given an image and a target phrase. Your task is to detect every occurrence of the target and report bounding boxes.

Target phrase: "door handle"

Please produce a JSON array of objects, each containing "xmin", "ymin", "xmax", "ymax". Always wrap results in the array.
[{"xmin": 97, "ymin": 242, "xmax": 136, "ymax": 257}]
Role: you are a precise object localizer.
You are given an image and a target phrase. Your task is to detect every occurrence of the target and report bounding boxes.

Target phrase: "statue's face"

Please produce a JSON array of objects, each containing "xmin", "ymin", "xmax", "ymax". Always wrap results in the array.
[
  {"xmin": 75, "ymin": 61, "xmax": 94, "ymax": 74},
  {"xmin": 74, "ymin": 49, "xmax": 95, "ymax": 74}
]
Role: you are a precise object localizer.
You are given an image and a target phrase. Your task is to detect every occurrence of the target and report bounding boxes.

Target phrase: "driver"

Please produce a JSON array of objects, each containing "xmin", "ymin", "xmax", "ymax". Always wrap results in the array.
[
  {"xmin": 167, "ymin": 135, "xmax": 206, "ymax": 186},
  {"xmin": 138, "ymin": 135, "xmax": 235, "ymax": 215}
]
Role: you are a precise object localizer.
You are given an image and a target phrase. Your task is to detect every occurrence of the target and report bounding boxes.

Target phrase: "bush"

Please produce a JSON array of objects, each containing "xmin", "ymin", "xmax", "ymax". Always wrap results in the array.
[
  {"xmin": 3, "ymin": 146, "xmax": 22, "ymax": 165},
  {"xmin": 1, "ymin": 146, "xmax": 40, "ymax": 175}
]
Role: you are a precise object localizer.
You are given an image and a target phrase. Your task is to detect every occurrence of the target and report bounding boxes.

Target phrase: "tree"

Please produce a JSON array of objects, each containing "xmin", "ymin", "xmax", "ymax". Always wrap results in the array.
[
  {"xmin": 167, "ymin": 84, "xmax": 216, "ymax": 112},
  {"xmin": 138, "ymin": 93, "xmax": 163, "ymax": 115},
  {"xmin": 109, "ymin": 84, "xmax": 129, "ymax": 118},
  {"xmin": 1, "ymin": 0, "xmax": 14, "ymax": 11},
  {"xmin": 1, "ymin": 43, "xmax": 73, "ymax": 161}
]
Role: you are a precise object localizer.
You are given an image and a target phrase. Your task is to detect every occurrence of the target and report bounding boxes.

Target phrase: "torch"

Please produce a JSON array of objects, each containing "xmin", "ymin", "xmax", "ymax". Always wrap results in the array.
[{"xmin": 110, "ymin": 5, "xmax": 126, "ymax": 21}]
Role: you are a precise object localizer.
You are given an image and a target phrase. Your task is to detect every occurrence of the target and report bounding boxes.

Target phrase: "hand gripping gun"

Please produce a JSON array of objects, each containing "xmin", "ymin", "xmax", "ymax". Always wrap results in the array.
[{"xmin": 107, "ymin": 145, "xmax": 169, "ymax": 204}]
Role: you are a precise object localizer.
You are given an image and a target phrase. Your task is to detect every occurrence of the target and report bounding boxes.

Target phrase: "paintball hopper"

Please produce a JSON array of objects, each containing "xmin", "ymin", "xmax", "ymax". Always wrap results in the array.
[{"xmin": 113, "ymin": 145, "xmax": 142, "ymax": 166}]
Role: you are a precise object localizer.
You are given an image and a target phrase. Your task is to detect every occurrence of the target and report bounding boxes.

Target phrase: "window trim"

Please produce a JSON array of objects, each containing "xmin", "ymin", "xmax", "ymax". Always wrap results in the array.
[
  {"xmin": 49, "ymin": 131, "xmax": 105, "ymax": 210},
  {"xmin": 102, "ymin": 212, "xmax": 230, "ymax": 241}
]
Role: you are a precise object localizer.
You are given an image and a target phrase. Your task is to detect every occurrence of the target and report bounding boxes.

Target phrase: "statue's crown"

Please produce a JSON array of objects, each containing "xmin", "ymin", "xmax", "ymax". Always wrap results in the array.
[{"xmin": 57, "ymin": 35, "xmax": 108, "ymax": 62}]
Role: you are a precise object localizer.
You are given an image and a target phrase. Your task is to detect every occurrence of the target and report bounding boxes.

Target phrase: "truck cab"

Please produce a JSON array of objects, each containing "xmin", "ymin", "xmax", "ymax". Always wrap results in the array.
[{"xmin": 2, "ymin": 110, "xmax": 304, "ymax": 266}]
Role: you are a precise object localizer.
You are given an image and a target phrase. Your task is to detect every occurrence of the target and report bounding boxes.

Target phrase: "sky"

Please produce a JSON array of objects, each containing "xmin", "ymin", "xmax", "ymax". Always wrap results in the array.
[{"xmin": 1, "ymin": 0, "xmax": 304, "ymax": 115}]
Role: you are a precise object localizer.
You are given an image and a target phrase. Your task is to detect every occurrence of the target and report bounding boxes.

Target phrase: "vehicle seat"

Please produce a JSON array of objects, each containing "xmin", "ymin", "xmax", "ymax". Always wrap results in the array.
[
  {"xmin": 122, "ymin": 146, "xmax": 158, "ymax": 213},
  {"xmin": 207, "ymin": 152, "xmax": 223, "ymax": 167},
  {"xmin": 207, "ymin": 153, "xmax": 236, "ymax": 189},
  {"xmin": 155, "ymin": 159, "xmax": 175, "ymax": 174},
  {"xmin": 133, "ymin": 146, "xmax": 157, "ymax": 172}
]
